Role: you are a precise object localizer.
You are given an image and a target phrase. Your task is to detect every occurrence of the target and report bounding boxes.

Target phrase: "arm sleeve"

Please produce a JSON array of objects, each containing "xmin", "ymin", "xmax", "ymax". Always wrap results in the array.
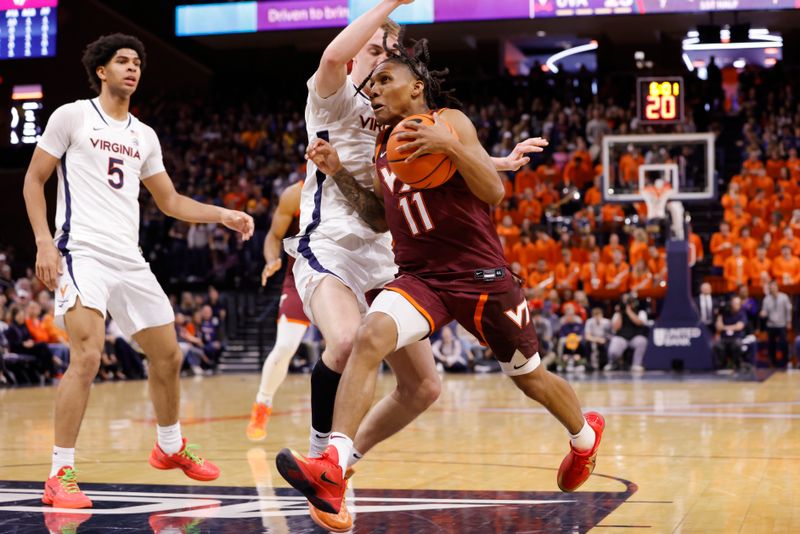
[
  {"xmin": 37, "ymin": 103, "xmax": 84, "ymax": 159},
  {"xmin": 140, "ymin": 126, "xmax": 167, "ymax": 180},
  {"xmin": 306, "ymin": 72, "xmax": 359, "ymax": 126}
]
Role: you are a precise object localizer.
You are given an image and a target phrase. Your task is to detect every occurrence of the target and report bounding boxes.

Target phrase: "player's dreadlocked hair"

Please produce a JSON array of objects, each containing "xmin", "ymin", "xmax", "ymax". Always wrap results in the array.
[{"xmin": 357, "ymin": 28, "xmax": 460, "ymax": 110}]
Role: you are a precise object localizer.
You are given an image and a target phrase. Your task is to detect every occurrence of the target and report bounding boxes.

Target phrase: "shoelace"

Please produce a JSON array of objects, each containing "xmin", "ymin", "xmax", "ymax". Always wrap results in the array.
[
  {"xmin": 179, "ymin": 444, "xmax": 205, "ymax": 466},
  {"xmin": 58, "ymin": 468, "xmax": 81, "ymax": 494}
]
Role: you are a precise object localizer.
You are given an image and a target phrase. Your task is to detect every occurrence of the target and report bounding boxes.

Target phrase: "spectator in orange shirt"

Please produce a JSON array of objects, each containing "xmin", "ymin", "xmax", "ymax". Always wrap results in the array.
[
  {"xmin": 776, "ymin": 166, "xmax": 797, "ymax": 197},
  {"xmin": 497, "ymin": 215, "xmax": 521, "ymax": 251},
  {"xmin": 687, "ymin": 224, "xmax": 704, "ymax": 263},
  {"xmin": 749, "ymin": 246, "xmax": 772, "ymax": 292},
  {"xmin": 605, "ymin": 249, "xmax": 630, "ymax": 293},
  {"xmin": 725, "ymin": 204, "xmax": 752, "ymax": 236},
  {"xmin": 773, "ymin": 184, "xmax": 794, "ymax": 220},
  {"xmin": 555, "ymin": 249, "xmax": 582, "ymax": 292},
  {"xmin": 750, "ymin": 215, "xmax": 768, "ymax": 241},
  {"xmin": 723, "ymin": 243, "xmax": 749, "ymax": 291},
  {"xmin": 628, "ymin": 228, "xmax": 649, "ymax": 266},
  {"xmin": 746, "ymin": 189, "xmax": 769, "ymax": 222},
  {"xmin": 25, "ymin": 301, "xmax": 68, "ymax": 369},
  {"xmin": 742, "ymin": 149, "xmax": 766, "ymax": 178},
  {"xmin": 536, "ymin": 156, "xmax": 560, "ymax": 185},
  {"xmin": 721, "ymin": 182, "xmax": 748, "ymax": 212},
  {"xmin": 584, "ymin": 176, "xmax": 602, "ymax": 208},
  {"xmin": 777, "ymin": 226, "xmax": 800, "ymax": 257},
  {"xmin": 710, "ymin": 222, "xmax": 735, "ymax": 269},
  {"xmin": 629, "ymin": 259, "xmax": 654, "ymax": 293},
  {"xmin": 619, "ymin": 146, "xmax": 644, "ymax": 187},
  {"xmin": 510, "ymin": 261, "xmax": 529, "ymax": 287},
  {"xmin": 534, "ymin": 181, "xmax": 557, "ymax": 206},
  {"xmin": 510, "ymin": 233, "xmax": 538, "ymax": 272},
  {"xmin": 501, "ymin": 173, "xmax": 514, "ymax": 201},
  {"xmin": 736, "ymin": 226, "xmax": 758, "ymax": 259},
  {"xmin": 765, "ymin": 148, "xmax": 786, "ymax": 180},
  {"xmin": 528, "ymin": 259, "xmax": 555, "ymax": 290},
  {"xmin": 581, "ymin": 249, "xmax": 606, "ymax": 296},
  {"xmin": 786, "ymin": 147, "xmax": 800, "ymax": 182},
  {"xmin": 772, "ymin": 245, "xmax": 800, "ymax": 286},
  {"xmin": 789, "ymin": 209, "xmax": 800, "ymax": 238},
  {"xmin": 600, "ymin": 203, "xmax": 625, "ymax": 227},
  {"xmin": 515, "ymin": 189, "xmax": 543, "ymax": 225},
  {"xmin": 563, "ymin": 154, "xmax": 593, "ymax": 189},
  {"xmin": 513, "ymin": 163, "xmax": 538, "ymax": 195},
  {"xmin": 534, "ymin": 229, "xmax": 560, "ymax": 266},
  {"xmin": 647, "ymin": 245, "xmax": 667, "ymax": 286},
  {"xmin": 602, "ymin": 233, "xmax": 626, "ymax": 264},
  {"xmin": 494, "ymin": 199, "xmax": 512, "ymax": 225}
]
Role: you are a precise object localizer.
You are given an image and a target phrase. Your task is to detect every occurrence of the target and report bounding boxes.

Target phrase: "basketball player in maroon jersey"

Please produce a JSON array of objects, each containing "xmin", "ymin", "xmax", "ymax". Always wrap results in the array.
[{"xmin": 275, "ymin": 39, "xmax": 605, "ymax": 514}]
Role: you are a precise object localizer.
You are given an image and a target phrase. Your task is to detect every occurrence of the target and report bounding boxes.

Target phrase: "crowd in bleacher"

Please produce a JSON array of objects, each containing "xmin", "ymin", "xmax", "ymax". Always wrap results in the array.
[{"xmin": 5, "ymin": 64, "xmax": 799, "ymax": 386}]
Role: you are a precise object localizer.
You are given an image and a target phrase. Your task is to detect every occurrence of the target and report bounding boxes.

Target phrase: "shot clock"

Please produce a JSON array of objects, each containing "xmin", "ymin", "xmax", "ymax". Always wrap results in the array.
[{"xmin": 637, "ymin": 77, "xmax": 684, "ymax": 125}]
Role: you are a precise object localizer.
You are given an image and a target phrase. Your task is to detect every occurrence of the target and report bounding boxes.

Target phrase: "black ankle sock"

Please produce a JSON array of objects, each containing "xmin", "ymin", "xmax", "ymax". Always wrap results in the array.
[{"xmin": 310, "ymin": 359, "xmax": 341, "ymax": 433}]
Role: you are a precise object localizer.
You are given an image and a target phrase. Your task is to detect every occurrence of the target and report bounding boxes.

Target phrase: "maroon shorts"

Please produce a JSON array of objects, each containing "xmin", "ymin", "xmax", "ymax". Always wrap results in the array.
[
  {"xmin": 279, "ymin": 270, "xmax": 310, "ymax": 326},
  {"xmin": 384, "ymin": 274, "xmax": 540, "ymax": 371}
]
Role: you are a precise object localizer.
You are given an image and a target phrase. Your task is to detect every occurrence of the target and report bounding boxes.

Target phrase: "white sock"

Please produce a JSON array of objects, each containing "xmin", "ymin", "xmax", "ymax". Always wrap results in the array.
[
  {"xmin": 157, "ymin": 422, "xmax": 183, "ymax": 455},
  {"xmin": 255, "ymin": 393, "xmax": 272, "ymax": 407},
  {"xmin": 309, "ymin": 427, "xmax": 330, "ymax": 458},
  {"xmin": 329, "ymin": 432, "xmax": 353, "ymax": 477},
  {"xmin": 347, "ymin": 447, "xmax": 363, "ymax": 469},
  {"xmin": 569, "ymin": 419, "xmax": 596, "ymax": 452},
  {"xmin": 50, "ymin": 446, "xmax": 75, "ymax": 477}
]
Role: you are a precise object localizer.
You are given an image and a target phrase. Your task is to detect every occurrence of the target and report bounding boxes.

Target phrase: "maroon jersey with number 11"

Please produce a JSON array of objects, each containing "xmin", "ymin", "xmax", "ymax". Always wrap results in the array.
[{"xmin": 374, "ymin": 128, "xmax": 514, "ymax": 294}]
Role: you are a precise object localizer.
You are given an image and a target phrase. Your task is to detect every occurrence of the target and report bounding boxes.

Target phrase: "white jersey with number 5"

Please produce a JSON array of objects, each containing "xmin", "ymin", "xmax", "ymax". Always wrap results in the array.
[{"xmin": 37, "ymin": 98, "xmax": 165, "ymax": 263}]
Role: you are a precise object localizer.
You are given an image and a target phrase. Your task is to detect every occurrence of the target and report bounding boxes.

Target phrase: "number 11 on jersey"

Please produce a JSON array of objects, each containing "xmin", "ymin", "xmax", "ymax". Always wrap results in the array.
[{"xmin": 398, "ymin": 192, "xmax": 434, "ymax": 236}]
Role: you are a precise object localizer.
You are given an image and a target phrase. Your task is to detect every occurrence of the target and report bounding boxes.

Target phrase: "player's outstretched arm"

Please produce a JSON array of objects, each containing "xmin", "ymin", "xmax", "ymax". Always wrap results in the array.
[
  {"xmin": 492, "ymin": 137, "xmax": 549, "ymax": 172},
  {"xmin": 262, "ymin": 182, "xmax": 301, "ymax": 286},
  {"xmin": 306, "ymin": 138, "xmax": 388, "ymax": 233},
  {"xmin": 23, "ymin": 147, "xmax": 62, "ymax": 291},
  {"xmin": 142, "ymin": 171, "xmax": 254, "ymax": 240},
  {"xmin": 316, "ymin": 0, "xmax": 413, "ymax": 98}
]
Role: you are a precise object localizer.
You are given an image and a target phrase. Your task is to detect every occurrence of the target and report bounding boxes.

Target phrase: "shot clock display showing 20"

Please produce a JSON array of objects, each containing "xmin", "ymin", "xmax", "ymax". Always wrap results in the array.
[{"xmin": 637, "ymin": 77, "xmax": 684, "ymax": 124}]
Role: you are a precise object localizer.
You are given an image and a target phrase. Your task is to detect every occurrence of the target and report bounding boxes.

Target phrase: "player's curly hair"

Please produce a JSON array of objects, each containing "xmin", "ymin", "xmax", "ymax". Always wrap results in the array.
[
  {"xmin": 357, "ymin": 28, "xmax": 460, "ymax": 110},
  {"xmin": 81, "ymin": 33, "xmax": 146, "ymax": 94}
]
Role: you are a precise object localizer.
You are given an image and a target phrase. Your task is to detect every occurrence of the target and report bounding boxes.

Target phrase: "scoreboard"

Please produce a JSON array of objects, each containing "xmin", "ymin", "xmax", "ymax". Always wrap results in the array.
[
  {"xmin": 637, "ymin": 77, "xmax": 684, "ymax": 125},
  {"xmin": 0, "ymin": 0, "xmax": 57, "ymax": 60}
]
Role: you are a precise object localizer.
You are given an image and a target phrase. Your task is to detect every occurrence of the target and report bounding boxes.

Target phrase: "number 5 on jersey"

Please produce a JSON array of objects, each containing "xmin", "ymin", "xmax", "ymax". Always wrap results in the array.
[{"xmin": 107, "ymin": 157, "xmax": 124, "ymax": 189}]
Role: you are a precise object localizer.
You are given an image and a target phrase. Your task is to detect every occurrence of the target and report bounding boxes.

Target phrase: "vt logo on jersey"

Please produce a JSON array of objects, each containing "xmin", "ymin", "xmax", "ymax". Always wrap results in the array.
[
  {"xmin": 90, "ymin": 138, "xmax": 141, "ymax": 160},
  {"xmin": 504, "ymin": 300, "xmax": 530, "ymax": 328}
]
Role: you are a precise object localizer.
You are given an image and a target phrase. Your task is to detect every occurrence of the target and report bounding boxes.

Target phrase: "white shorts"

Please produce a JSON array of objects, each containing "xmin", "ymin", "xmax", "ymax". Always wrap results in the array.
[
  {"xmin": 54, "ymin": 252, "xmax": 174, "ymax": 338},
  {"xmin": 286, "ymin": 232, "xmax": 396, "ymax": 323}
]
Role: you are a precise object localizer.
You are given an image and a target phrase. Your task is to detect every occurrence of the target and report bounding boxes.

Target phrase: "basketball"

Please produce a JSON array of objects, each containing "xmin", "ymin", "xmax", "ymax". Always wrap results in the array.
[{"xmin": 387, "ymin": 113, "xmax": 458, "ymax": 189}]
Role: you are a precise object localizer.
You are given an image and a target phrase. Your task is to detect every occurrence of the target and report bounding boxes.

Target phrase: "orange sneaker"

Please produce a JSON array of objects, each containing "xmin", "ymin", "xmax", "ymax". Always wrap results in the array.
[
  {"xmin": 42, "ymin": 467, "xmax": 92, "ymax": 509},
  {"xmin": 148, "ymin": 438, "xmax": 220, "ymax": 481},
  {"xmin": 308, "ymin": 467, "xmax": 355, "ymax": 533},
  {"xmin": 43, "ymin": 510, "xmax": 92, "ymax": 533},
  {"xmin": 557, "ymin": 411, "xmax": 605, "ymax": 492},
  {"xmin": 246, "ymin": 403, "xmax": 272, "ymax": 442},
  {"xmin": 275, "ymin": 446, "xmax": 344, "ymax": 514}
]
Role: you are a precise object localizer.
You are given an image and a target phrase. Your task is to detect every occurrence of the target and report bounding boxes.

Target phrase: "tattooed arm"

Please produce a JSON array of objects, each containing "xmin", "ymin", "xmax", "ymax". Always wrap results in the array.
[{"xmin": 306, "ymin": 138, "xmax": 388, "ymax": 233}]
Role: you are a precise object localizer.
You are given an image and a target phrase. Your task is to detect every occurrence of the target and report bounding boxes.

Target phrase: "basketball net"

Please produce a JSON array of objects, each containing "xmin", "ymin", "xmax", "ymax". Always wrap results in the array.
[{"xmin": 642, "ymin": 182, "xmax": 686, "ymax": 242}]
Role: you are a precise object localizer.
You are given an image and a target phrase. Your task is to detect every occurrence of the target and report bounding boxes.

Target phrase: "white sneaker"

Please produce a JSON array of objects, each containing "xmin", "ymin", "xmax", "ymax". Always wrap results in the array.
[
  {"xmin": 631, "ymin": 365, "xmax": 645, "ymax": 373},
  {"xmin": 603, "ymin": 363, "xmax": 613, "ymax": 372}
]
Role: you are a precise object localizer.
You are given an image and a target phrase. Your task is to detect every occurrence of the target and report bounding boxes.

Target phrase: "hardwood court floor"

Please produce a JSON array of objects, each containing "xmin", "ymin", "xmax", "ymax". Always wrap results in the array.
[{"xmin": 1, "ymin": 369, "xmax": 799, "ymax": 533}]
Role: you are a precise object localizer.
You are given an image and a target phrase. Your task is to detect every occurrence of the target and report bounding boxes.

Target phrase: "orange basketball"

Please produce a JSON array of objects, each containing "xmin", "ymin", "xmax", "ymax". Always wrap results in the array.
[{"xmin": 387, "ymin": 113, "xmax": 458, "ymax": 189}]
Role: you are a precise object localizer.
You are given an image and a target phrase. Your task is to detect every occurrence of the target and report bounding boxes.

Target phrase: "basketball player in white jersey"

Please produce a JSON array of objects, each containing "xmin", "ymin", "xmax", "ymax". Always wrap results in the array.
[
  {"xmin": 23, "ymin": 34, "xmax": 254, "ymax": 509},
  {"xmin": 290, "ymin": 1, "xmax": 545, "ymax": 530}
]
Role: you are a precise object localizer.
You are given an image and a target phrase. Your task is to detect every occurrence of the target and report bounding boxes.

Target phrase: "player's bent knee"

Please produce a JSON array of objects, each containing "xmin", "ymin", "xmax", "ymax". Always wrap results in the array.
[
  {"xmin": 68, "ymin": 351, "xmax": 102, "ymax": 379},
  {"xmin": 398, "ymin": 375, "xmax": 441, "ymax": 412},
  {"xmin": 354, "ymin": 315, "xmax": 396, "ymax": 362}
]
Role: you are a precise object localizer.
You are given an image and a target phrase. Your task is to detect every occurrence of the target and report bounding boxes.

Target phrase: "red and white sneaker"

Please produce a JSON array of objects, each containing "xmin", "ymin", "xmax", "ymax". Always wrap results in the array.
[
  {"xmin": 42, "ymin": 467, "xmax": 92, "ymax": 509},
  {"xmin": 43, "ymin": 510, "xmax": 92, "ymax": 533},
  {"xmin": 148, "ymin": 438, "xmax": 220, "ymax": 481},
  {"xmin": 557, "ymin": 412, "xmax": 605, "ymax": 492},
  {"xmin": 308, "ymin": 467, "xmax": 355, "ymax": 533},
  {"xmin": 246, "ymin": 403, "xmax": 272, "ymax": 442},
  {"xmin": 275, "ymin": 446, "xmax": 345, "ymax": 514}
]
